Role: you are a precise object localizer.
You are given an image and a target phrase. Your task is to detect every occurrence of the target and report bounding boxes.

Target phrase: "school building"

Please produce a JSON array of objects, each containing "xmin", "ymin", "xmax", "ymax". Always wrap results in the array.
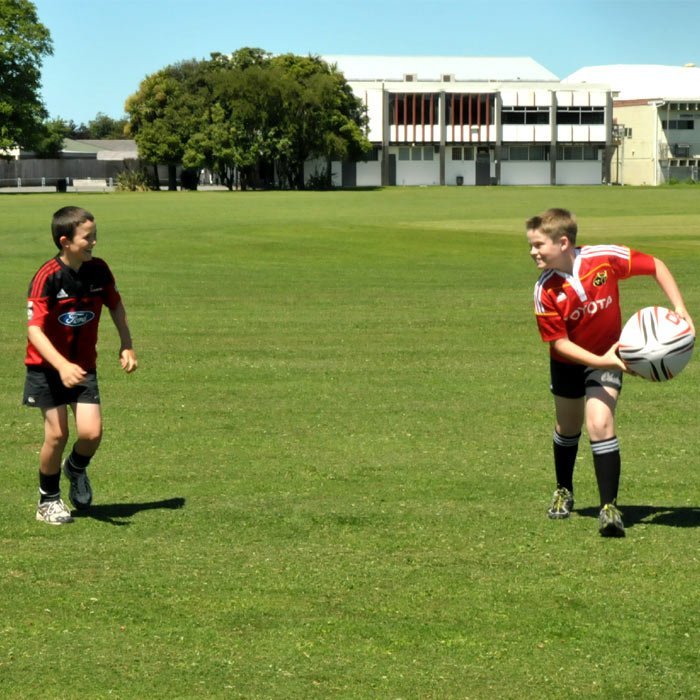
[
  {"xmin": 310, "ymin": 56, "xmax": 615, "ymax": 187},
  {"xmin": 565, "ymin": 64, "xmax": 700, "ymax": 185}
]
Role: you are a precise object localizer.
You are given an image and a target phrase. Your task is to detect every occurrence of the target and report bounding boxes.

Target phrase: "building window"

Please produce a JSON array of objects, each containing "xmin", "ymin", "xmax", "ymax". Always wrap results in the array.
[
  {"xmin": 362, "ymin": 147, "xmax": 380, "ymax": 162},
  {"xmin": 501, "ymin": 145, "xmax": 549, "ymax": 161},
  {"xmin": 390, "ymin": 94, "xmax": 438, "ymax": 126},
  {"xmin": 662, "ymin": 119, "xmax": 694, "ymax": 130},
  {"xmin": 556, "ymin": 145, "xmax": 599, "ymax": 160},
  {"xmin": 556, "ymin": 107, "xmax": 604, "ymax": 125},
  {"xmin": 445, "ymin": 94, "xmax": 495, "ymax": 126},
  {"xmin": 502, "ymin": 106, "xmax": 549, "ymax": 125},
  {"xmin": 398, "ymin": 146, "xmax": 434, "ymax": 161},
  {"xmin": 451, "ymin": 147, "xmax": 474, "ymax": 160}
]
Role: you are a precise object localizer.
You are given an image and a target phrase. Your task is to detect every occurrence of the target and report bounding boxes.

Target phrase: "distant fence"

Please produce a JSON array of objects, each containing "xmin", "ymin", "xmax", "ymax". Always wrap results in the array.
[{"xmin": 0, "ymin": 158, "xmax": 130, "ymax": 188}]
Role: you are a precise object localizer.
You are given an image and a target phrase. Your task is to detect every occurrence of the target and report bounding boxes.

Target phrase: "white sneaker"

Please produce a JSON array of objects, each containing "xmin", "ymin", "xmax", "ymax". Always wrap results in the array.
[
  {"xmin": 63, "ymin": 460, "xmax": 93, "ymax": 509},
  {"xmin": 36, "ymin": 499, "xmax": 74, "ymax": 525}
]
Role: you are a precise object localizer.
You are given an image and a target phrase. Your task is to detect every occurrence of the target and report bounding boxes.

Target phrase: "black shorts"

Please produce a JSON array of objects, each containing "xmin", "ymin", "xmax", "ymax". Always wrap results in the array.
[
  {"xmin": 550, "ymin": 358, "xmax": 622, "ymax": 399},
  {"xmin": 23, "ymin": 367, "xmax": 101, "ymax": 409}
]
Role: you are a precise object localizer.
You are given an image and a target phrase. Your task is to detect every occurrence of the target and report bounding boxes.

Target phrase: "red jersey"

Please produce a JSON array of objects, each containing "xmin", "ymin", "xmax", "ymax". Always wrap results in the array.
[
  {"xmin": 533, "ymin": 244, "xmax": 656, "ymax": 363},
  {"xmin": 25, "ymin": 256, "xmax": 122, "ymax": 370}
]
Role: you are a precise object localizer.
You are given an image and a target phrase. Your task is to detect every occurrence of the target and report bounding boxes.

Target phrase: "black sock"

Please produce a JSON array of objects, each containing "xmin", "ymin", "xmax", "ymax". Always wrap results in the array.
[
  {"xmin": 39, "ymin": 471, "xmax": 61, "ymax": 502},
  {"xmin": 66, "ymin": 446, "xmax": 92, "ymax": 473},
  {"xmin": 553, "ymin": 431, "xmax": 580, "ymax": 493},
  {"xmin": 591, "ymin": 437, "xmax": 621, "ymax": 506}
]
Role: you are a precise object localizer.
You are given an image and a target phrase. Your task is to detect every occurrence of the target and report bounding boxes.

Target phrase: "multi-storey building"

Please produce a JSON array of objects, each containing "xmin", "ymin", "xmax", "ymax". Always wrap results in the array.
[
  {"xmin": 564, "ymin": 64, "xmax": 700, "ymax": 185},
  {"xmin": 310, "ymin": 56, "xmax": 614, "ymax": 187}
]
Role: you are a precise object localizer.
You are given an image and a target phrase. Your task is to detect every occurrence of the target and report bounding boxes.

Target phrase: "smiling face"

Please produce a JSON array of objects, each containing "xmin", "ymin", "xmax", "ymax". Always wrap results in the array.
[
  {"xmin": 526, "ymin": 228, "xmax": 574, "ymax": 274},
  {"xmin": 60, "ymin": 219, "xmax": 97, "ymax": 269}
]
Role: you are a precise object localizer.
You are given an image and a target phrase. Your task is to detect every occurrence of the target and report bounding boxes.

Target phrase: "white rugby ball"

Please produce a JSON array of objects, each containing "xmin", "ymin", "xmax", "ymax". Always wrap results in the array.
[{"xmin": 618, "ymin": 306, "xmax": 694, "ymax": 382}]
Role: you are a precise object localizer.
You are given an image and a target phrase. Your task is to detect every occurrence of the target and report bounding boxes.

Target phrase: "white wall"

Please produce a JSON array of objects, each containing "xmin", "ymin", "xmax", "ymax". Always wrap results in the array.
[
  {"xmin": 356, "ymin": 160, "xmax": 381, "ymax": 186},
  {"xmin": 500, "ymin": 162, "xmax": 550, "ymax": 185},
  {"xmin": 445, "ymin": 161, "xmax": 476, "ymax": 185},
  {"xmin": 556, "ymin": 161, "xmax": 602, "ymax": 185}
]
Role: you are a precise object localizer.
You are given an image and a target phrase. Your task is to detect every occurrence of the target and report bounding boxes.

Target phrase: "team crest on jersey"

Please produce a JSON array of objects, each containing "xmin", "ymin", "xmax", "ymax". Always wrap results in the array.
[
  {"xmin": 58, "ymin": 310, "xmax": 95, "ymax": 327},
  {"xmin": 593, "ymin": 271, "xmax": 608, "ymax": 287}
]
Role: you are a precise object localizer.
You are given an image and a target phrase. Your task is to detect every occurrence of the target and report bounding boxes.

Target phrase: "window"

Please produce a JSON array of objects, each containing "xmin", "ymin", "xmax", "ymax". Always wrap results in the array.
[
  {"xmin": 663, "ymin": 119, "xmax": 694, "ymax": 130},
  {"xmin": 501, "ymin": 145, "xmax": 549, "ymax": 161},
  {"xmin": 390, "ymin": 94, "xmax": 439, "ymax": 126},
  {"xmin": 362, "ymin": 147, "xmax": 380, "ymax": 162},
  {"xmin": 556, "ymin": 145, "xmax": 599, "ymax": 160},
  {"xmin": 451, "ymin": 147, "xmax": 475, "ymax": 161},
  {"xmin": 445, "ymin": 94, "xmax": 495, "ymax": 126},
  {"xmin": 502, "ymin": 106, "xmax": 549, "ymax": 125},
  {"xmin": 556, "ymin": 107, "xmax": 604, "ymax": 125},
  {"xmin": 398, "ymin": 146, "xmax": 434, "ymax": 161}
]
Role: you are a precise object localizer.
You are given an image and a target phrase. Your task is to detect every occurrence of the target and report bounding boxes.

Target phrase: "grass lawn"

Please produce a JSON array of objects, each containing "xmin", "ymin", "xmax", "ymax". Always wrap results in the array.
[{"xmin": 1, "ymin": 186, "xmax": 699, "ymax": 698}]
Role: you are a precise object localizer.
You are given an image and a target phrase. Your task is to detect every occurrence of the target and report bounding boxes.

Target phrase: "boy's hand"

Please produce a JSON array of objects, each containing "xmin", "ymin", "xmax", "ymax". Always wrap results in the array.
[
  {"xmin": 119, "ymin": 348, "xmax": 138, "ymax": 373},
  {"xmin": 603, "ymin": 342, "xmax": 629, "ymax": 372},
  {"xmin": 59, "ymin": 362, "xmax": 87, "ymax": 388}
]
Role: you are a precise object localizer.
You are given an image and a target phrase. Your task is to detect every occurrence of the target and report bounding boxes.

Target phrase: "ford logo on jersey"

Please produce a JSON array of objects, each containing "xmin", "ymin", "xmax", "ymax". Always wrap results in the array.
[{"xmin": 58, "ymin": 311, "xmax": 95, "ymax": 327}]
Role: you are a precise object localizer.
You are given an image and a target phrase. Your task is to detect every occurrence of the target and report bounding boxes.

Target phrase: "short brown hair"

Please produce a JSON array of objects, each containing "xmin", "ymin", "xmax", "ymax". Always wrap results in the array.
[
  {"xmin": 51, "ymin": 206, "xmax": 95, "ymax": 250},
  {"xmin": 525, "ymin": 208, "xmax": 577, "ymax": 245}
]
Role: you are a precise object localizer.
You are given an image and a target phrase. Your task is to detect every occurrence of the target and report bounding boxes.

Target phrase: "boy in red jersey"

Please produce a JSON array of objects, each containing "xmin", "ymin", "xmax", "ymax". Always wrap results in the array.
[
  {"xmin": 24, "ymin": 206, "xmax": 138, "ymax": 524},
  {"xmin": 526, "ymin": 208, "xmax": 694, "ymax": 537}
]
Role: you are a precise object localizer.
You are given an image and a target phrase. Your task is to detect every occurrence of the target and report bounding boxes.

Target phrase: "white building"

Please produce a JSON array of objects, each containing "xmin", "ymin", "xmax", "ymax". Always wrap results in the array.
[
  {"xmin": 311, "ymin": 56, "xmax": 614, "ymax": 187},
  {"xmin": 564, "ymin": 64, "xmax": 700, "ymax": 185}
]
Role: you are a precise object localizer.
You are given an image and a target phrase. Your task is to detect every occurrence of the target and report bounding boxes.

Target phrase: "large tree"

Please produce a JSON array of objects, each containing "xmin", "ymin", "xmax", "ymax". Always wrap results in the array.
[
  {"xmin": 125, "ymin": 60, "xmax": 210, "ymax": 189},
  {"xmin": 0, "ymin": 0, "xmax": 53, "ymax": 154},
  {"xmin": 126, "ymin": 48, "xmax": 371, "ymax": 190},
  {"xmin": 270, "ymin": 53, "xmax": 370, "ymax": 189}
]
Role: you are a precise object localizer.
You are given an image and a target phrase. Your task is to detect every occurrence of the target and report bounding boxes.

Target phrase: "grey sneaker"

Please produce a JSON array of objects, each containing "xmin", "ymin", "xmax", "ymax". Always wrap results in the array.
[
  {"xmin": 62, "ymin": 460, "xmax": 93, "ymax": 509},
  {"xmin": 599, "ymin": 503, "xmax": 625, "ymax": 537},
  {"xmin": 36, "ymin": 498, "xmax": 74, "ymax": 525},
  {"xmin": 547, "ymin": 487, "xmax": 574, "ymax": 519}
]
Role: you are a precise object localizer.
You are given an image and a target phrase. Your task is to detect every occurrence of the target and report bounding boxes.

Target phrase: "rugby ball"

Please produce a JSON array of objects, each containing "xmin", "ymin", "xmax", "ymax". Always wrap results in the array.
[{"xmin": 618, "ymin": 306, "xmax": 694, "ymax": 382}]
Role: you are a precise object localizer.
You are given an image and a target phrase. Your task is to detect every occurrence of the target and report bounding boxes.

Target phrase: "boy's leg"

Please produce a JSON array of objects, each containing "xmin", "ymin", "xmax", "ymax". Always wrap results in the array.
[
  {"xmin": 36, "ymin": 406, "xmax": 74, "ymax": 524},
  {"xmin": 553, "ymin": 395, "xmax": 584, "ymax": 492},
  {"xmin": 39, "ymin": 406, "xmax": 70, "ymax": 489},
  {"xmin": 62, "ymin": 402, "xmax": 102, "ymax": 509},
  {"xmin": 586, "ymin": 385, "xmax": 620, "ymax": 506}
]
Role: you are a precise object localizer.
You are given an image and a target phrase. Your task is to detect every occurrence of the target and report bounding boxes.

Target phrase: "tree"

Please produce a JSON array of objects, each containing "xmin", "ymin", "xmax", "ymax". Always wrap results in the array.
[
  {"xmin": 125, "ymin": 60, "xmax": 210, "ymax": 189},
  {"xmin": 270, "ymin": 54, "xmax": 371, "ymax": 189},
  {"xmin": 86, "ymin": 113, "xmax": 128, "ymax": 139},
  {"xmin": 0, "ymin": 0, "xmax": 53, "ymax": 154}
]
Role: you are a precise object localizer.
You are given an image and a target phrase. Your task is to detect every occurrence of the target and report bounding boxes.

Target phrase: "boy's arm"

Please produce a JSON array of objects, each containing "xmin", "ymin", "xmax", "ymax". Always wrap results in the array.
[
  {"xmin": 27, "ymin": 325, "xmax": 87, "ymax": 388},
  {"xmin": 109, "ymin": 301, "xmax": 138, "ymax": 373},
  {"xmin": 551, "ymin": 337, "xmax": 626, "ymax": 372},
  {"xmin": 652, "ymin": 258, "xmax": 695, "ymax": 335}
]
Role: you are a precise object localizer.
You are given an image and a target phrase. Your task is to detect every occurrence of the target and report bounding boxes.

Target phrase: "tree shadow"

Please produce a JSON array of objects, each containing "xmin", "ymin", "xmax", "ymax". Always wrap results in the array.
[
  {"xmin": 72, "ymin": 497, "xmax": 186, "ymax": 526},
  {"xmin": 577, "ymin": 504, "xmax": 700, "ymax": 529}
]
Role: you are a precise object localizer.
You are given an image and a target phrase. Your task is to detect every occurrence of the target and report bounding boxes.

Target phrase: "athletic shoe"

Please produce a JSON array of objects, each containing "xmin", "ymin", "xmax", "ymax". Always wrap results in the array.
[
  {"xmin": 36, "ymin": 498, "xmax": 74, "ymax": 525},
  {"xmin": 599, "ymin": 503, "xmax": 625, "ymax": 537},
  {"xmin": 547, "ymin": 487, "xmax": 574, "ymax": 519},
  {"xmin": 62, "ymin": 460, "xmax": 93, "ymax": 509}
]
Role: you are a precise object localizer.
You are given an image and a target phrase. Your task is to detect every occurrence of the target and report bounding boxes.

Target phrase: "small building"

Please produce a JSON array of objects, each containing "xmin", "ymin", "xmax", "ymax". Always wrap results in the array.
[
  {"xmin": 315, "ymin": 55, "xmax": 615, "ymax": 187},
  {"xmin": 564, "ymin": 64, "xmax": 700, "ymax": 185}
]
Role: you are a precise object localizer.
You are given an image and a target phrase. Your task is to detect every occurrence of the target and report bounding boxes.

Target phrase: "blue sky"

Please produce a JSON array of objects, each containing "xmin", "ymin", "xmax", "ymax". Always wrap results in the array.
[{"xmin": 33, "ymin": 0, "xmax": 700, "ymax": 125}]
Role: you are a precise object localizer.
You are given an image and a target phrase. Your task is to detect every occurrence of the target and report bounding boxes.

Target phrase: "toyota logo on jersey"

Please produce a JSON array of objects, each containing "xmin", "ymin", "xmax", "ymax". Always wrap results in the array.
[{"xmin": 58, "ymin": 310, "xmax": 95, "ymax": 327}]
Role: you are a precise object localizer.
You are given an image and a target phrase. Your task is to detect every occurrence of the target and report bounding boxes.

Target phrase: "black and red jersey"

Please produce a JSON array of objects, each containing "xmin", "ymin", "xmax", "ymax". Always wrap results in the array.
[{"xmin": 25, "ymin": 256, "xmax": 122, "ymax": 370}]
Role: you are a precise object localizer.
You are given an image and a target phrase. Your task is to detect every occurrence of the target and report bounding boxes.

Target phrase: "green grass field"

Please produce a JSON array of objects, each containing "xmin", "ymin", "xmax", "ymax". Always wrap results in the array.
[{"xmin": 1, "ymin": 186, "xmax": 699, "ymax": 699}]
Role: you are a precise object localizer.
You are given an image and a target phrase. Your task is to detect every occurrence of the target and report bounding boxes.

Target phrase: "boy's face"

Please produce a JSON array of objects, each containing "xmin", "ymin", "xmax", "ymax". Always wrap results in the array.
[
  {"xmin": 527, "ymin": 228, "xmax": 572, "ymax": 272},
  {"xmin": 60, "ymin": 219, "xmax": 97, "ymax": 268}
]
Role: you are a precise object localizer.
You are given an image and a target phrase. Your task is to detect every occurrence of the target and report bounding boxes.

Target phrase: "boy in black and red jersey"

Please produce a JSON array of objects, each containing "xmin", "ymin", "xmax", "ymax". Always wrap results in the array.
[
  {"xmin": 526, "ymin": 208, "xmax": 693, "ymax": 537},
  {"xmin": 24, "ymin": 206, "xmax": 138, "ymax": 524}
]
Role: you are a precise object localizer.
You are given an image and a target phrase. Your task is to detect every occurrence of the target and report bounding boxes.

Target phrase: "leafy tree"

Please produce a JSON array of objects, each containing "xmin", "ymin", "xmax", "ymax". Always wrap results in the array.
[
  {"xmin": 33, "ymin": 116, "xmax": 69, "ymax": 157},
  {"xmin": 125, "ymin": 60, "xmax": 209, "ymax": 189},
  {"xmin": 0, "ymin": 0, "xmax": 53, "ymax": 154},
  {"xmin": 86, "ymin": 112, "xmax": 128, "ymax": 139},
  {"xmin": 270, "ymin": 54, "xmax": 370, "ymax": 189}
]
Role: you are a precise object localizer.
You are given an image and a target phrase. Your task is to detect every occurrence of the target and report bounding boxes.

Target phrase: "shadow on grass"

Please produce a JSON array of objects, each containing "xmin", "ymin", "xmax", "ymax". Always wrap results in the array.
[
  {"xmin": 72, "ymin": 497, "xmax": 186, "ymax": 526},
  {"xmin": 577, "ymin": 504, "xmax": 700, "ymax": 529}
]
